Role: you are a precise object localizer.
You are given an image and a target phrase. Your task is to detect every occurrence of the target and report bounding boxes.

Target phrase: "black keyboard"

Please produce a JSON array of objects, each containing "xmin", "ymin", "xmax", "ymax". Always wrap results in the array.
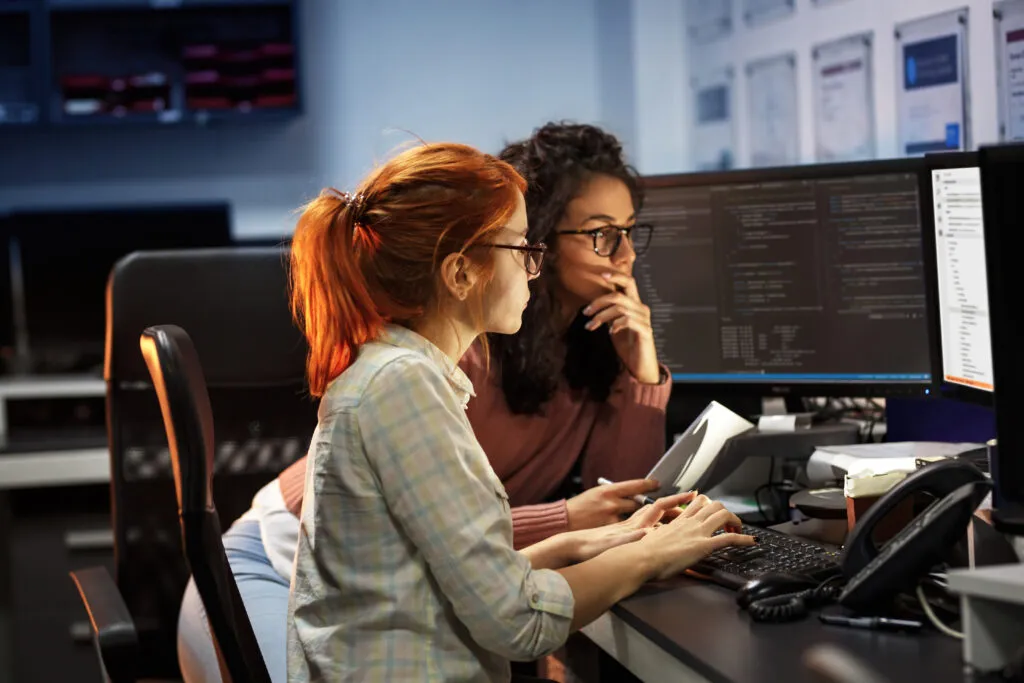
[{"xmin": 690, "ymin": 524, "xmax": 843, "ymax": 590}]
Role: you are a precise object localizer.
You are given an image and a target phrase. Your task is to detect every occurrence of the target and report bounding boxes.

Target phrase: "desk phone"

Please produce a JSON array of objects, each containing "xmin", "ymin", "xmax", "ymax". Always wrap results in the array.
[{"xmin": 694, "ymin": 459, "xmax": 990, "ymax": 622}]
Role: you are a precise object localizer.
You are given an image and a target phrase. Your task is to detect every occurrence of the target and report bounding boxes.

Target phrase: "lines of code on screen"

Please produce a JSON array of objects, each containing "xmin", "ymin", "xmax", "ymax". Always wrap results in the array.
[{"xmin": 635, "ymin": 171, "xmax": 930, "ymax": 384}]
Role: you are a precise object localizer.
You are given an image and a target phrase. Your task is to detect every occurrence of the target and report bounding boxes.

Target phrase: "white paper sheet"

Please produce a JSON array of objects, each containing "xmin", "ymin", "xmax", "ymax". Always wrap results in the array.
[
  {"xmin": 812, "ymin": 32, "xmax": 875, "ymax": 162},
  {"xmin": 746, "ymin": 52, "xmax": 800, "ymax": 167}
]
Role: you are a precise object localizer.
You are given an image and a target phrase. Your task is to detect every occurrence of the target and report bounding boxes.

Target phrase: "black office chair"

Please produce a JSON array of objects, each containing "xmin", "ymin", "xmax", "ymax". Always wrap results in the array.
[
  {"xmin": 141, "ymin": 324, "xmax": 273, "ymax": 683},
  {"xmin": 70, "ymin": 247, "xmax": 316, "ymax": 680}
]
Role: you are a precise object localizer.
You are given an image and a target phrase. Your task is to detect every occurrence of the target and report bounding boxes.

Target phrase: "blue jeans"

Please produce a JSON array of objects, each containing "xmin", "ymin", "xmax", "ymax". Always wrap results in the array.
[{"xmin": 177, "ymin": 520, "xmax": 289, "ymax": 683}]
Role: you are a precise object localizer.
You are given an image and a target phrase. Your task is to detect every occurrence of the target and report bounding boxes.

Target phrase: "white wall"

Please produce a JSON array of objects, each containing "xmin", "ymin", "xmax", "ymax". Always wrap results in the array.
[
  {"xmin": 312, "ymin": 0, "xmax": 604, "ymax": 193},
  {"xmin": 631, "ymin": 0, "xmax": 690, "ymax": 175},
  {"xmin": 631, "ymin": 0, "xmax": 1000, "ymax": 174},
  {"xmin": 0, "ymin": 0, "xmax": 607, "ymax": 237}
]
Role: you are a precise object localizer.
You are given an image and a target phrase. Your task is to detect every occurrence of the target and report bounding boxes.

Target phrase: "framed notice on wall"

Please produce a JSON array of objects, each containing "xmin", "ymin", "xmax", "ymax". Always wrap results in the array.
[
  {"xmin": 812, "ymin": 32, "xmax": 876, "ymax": 162},
  {"xmin": 894, "ymin": 8, "xmax": 971, "ymax": 155},
  {"xmin": 746, "ymin": 52, "xmax": 800, "ymax": 167},
  {"xmin": 687, "ymin": 0, "xmax": 734, "ymax": 44},
  {"xmin": 994, "ymin": 0, "xmax": 1024, "ymax": 141},
  {"xmin": 742, "ymin": 0, "xmax": 795, "ymax": 28},
  {"xmin": 691, "ymin": 66, "xmax": 736, "ymax": 170}
]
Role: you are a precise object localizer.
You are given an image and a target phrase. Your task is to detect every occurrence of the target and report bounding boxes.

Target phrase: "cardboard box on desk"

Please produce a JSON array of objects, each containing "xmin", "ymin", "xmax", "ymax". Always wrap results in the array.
[
  {"xmin": 844, "ymin": 470, "xmax": 916, "ymax": 540},
  {"xmin": 839, "ymin": 446, "xmax": 992, "ymax": 541}
]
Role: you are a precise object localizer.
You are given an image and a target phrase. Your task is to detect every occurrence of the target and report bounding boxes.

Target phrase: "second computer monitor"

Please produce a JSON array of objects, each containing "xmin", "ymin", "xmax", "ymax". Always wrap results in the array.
[
  {"xmin": 9, "ymin": 202, "xmax": 233, "ymax": 374},
  {"xmin": 919, "ymin": 152, "xmax": 993, "ymax": 406},
  {"xmin": 637, "ymin": 159, "xmax": 932, "ymax": 397},
  {"xmin": 978, "ymin": 143, "xmax": 1024, "ymax": 522}
]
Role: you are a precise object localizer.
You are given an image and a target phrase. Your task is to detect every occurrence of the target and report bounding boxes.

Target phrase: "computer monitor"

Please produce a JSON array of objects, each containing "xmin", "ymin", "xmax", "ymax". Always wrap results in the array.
[
  {"xmin": 919, "ymin": 152, "xmax": 993, "ymax": 407},
  {"xmin": 978, "ymin": 143, "xmax": 1024, "ymax": 530},
  {"xmin": 8, "ymin": 202, "xmax": 232, "ymax": 374},
  {"xmin": 636, "ymin": 158, "xmax": 933, "ymax": 397}
]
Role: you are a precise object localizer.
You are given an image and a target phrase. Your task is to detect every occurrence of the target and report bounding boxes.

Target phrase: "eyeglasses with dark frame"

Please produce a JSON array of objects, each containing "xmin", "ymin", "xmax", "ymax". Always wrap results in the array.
[
  {"xmin": 473, "ymin": 242, "xmax": 547, "ymax": 276},
  {"xmin": 555, "ymin": 223, "xmax": 654, "ymax": 258}
]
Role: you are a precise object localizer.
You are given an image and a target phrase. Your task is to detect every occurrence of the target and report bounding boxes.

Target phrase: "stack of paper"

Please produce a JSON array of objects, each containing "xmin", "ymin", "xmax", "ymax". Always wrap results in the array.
[{"xmin": 806, "ymin": 441, "xmax": 985, "ymax": 499}]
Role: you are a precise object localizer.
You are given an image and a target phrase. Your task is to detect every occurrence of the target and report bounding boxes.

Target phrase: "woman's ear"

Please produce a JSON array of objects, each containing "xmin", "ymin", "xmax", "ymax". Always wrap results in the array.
[{"xmin": 439, "ymin": 252, "xmax": 480, "ymax": 301}]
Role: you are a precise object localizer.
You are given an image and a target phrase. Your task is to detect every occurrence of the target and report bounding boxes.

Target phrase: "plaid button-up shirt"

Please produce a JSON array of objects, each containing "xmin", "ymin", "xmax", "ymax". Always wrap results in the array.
[{"xmin": 287, "ymin": 325, "xmax": 574, "ymax": 682}]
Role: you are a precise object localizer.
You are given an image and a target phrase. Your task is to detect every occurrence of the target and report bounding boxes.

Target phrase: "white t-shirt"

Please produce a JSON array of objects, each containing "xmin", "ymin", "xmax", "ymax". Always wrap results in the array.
[{"xmin": 238, "ymin": 479, "xmax": 300, "ymax": 582}]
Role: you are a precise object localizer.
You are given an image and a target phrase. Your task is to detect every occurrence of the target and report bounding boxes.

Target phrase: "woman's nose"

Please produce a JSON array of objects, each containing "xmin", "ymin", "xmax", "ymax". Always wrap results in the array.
[{"xmin": 612, "ymin": 233, "xmax": 636, "ymax": 268}]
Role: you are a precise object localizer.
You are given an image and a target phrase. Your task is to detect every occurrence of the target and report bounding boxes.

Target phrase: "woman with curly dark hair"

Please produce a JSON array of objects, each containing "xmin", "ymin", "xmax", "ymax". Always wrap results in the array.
[
  {"xmin": 473, "ymin": 121, "xmax": 671, "ymax": 525},
  {"xmin": 177, "ymin": 122, "xmax": 678, "ymax": 682}
]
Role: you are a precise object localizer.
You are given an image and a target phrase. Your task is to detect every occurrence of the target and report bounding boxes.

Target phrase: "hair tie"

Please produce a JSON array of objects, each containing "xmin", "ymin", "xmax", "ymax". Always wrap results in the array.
[{"xmin": 326, "ymin": 188, "xmax": 367, "ymax": 220}]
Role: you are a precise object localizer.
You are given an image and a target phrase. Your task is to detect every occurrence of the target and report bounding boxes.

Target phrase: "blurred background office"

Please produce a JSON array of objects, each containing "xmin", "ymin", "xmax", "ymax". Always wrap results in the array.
[{"xmin": 5, "ymin": 0, "xmax": 1013, "ymax": 241}]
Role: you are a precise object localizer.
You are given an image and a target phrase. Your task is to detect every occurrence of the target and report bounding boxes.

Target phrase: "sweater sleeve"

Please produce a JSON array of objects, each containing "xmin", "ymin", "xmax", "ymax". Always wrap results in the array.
[
  {"xmin": 510, "ymin": 500, "xmax": 570, "ymax": 550},
  {"xmin": 279, "ymin": 455, "xmax": 307, "ymax": 517},
  {"xmin": 280, "ymin": 451, "xmax": 568, "ymax": 549},
  {"xmin": 579, "ymin": 366, "xmax": 672, "ymax": 490}
]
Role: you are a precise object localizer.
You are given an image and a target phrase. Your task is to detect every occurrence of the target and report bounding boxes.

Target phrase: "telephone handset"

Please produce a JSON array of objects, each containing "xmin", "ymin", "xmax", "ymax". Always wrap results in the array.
[{"xmin": 838, "ymin": 459, "xmax": 991, "ymax": 611}]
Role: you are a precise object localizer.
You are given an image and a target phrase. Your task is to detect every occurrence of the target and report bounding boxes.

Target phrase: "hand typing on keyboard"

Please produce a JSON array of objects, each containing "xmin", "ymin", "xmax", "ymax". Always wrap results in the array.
[
  {"xmin": 636, "ymin": 494, "xmax": 757, "ymax": 582},
  {"xmin": 692, "ymin": 524, "xmax": 842, "ymax": 590},
  {"xmin": 558, "ymin": 491, "xmax": 701, "ymax": 564}
]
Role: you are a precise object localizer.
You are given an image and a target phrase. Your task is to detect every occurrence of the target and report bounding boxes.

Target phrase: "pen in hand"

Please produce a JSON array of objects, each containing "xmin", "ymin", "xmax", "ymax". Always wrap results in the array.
[
  {"xmin": 819, "ymin": 614, "xmax": 923, "ymax": 632},
  {"xmin": 596, "ymin": 477, "xmax": 658, "ymax": 507}
]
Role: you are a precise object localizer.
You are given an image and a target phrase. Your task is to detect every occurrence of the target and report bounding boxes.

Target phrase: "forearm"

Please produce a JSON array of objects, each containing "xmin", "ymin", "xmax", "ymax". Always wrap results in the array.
[
  {"xmin": 520, "ymin": 533, "xmax": 573, "ymax": 570},
  {"xmin": 557, "ymin": 544, "xmax": 653, "ymax": 632}
]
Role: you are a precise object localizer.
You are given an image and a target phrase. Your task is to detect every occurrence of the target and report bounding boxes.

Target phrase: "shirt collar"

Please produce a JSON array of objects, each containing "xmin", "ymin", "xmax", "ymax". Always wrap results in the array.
[{"xmin": 377, "ymin": 324, "xmax": 476, "ymax": 407}]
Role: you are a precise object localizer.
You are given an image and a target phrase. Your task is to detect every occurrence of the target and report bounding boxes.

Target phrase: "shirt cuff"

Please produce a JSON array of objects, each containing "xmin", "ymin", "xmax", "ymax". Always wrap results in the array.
[
  {"xmin": 621, "ymin": 364, "xmax": 673, "ymax": 408},
  {"xmin": 526, "ymin": 567, "xmax": 576, "ymax": 620},
  {"xmin": 511, "ymin": 500, "xmax": 570, "ymax": 550}
]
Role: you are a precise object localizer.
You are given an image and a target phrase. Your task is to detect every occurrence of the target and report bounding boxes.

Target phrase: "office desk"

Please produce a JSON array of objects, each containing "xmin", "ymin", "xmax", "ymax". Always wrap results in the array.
[{"xmin": 583, "ymin": 575, "xmax": 974, "ymax": 683}]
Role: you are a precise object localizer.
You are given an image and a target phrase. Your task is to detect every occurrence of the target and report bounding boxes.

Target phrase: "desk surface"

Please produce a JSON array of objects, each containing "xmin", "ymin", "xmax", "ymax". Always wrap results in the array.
[{"xmin": 603, "ymin": 576, "xmax": 971, "ymax": 683}]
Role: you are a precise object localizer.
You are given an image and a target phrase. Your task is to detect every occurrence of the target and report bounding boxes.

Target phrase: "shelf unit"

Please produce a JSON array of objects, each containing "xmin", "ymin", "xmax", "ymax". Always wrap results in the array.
[
  {"xmin": 0, "ymin": 374, "xmax": 108, "ymax": 489},
  {"xmin": 0, "ymin": 0, "xmax": 301, "ymax": 128}
]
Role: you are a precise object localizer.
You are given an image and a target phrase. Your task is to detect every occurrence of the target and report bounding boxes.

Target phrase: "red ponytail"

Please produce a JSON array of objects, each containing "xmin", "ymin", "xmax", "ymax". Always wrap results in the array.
[{"xmin": 289, "ymin": 143, "xmax": 526, "ymax": 397}]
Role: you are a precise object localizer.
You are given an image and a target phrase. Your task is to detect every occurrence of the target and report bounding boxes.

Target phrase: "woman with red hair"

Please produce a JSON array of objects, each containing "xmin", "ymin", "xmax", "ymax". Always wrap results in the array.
[{"xmin": 276, "ymin": 142, "xmax": 751, "ymax": 681}]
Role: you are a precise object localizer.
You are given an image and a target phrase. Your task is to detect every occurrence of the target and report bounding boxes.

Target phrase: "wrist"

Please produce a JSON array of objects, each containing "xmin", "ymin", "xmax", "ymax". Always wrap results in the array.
[
  {"xmin": 632, "ymin": 363, "xmax": 662, "ymax": 385},
  {"xmin": 602, "ymin": 540, "xmax": 659, "ymax": 589},
  {"xmin": 636, "ymin": 542, "xmax": 660, "ymax": 583},
  {"xmin": 560, "ymin": 530, "xmax": 585, "ymax": 565},
  {"xmin": 607, "ymin": 540, "xmax": 659, "ymax": 585},
  {"xmin": 523, "ymin": 533, "xmax": 576, "ymax": 570},
  {"xmin": 546, "ymin": 532, "xmax": 583, "ymax": 568}
]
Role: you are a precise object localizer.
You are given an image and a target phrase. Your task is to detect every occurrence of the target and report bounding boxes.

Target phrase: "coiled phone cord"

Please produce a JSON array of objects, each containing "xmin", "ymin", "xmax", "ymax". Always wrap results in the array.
[{"xmin": 747, "ymin": 577, "xmax": 845, "ymax": 623}]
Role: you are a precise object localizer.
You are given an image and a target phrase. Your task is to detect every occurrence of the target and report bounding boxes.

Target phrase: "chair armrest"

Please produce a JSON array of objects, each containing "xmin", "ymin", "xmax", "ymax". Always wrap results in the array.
[{"xmin": 70, "ymin": 566, "xmax": 138, "ymax": 683}]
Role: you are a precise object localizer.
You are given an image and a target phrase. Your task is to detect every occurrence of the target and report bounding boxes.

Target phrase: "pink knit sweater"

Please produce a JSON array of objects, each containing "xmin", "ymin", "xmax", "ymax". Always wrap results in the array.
[{"xmin": 279, "ymin": 342, "xmax": 671, "ymax": 548}]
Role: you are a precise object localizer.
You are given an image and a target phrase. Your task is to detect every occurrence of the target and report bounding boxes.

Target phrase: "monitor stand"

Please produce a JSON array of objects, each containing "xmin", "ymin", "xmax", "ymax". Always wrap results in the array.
[{"xmin": 783, "ymin": 396, "xmax": 806, "ymax": 414}]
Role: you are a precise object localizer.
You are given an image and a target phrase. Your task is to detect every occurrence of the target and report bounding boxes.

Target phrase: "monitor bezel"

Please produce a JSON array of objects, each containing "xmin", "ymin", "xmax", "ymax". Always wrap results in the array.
[
  {"xmin": 7, "ymin": 201, "xmax": 233, "ymax": 354},
  {"xmin": 640, "ymin": 157, "xmax": 933, "ymax": 399},
  {"xmin": 979, "ymin": 143, "xmax": 1024, "ymax": 515},
  {"xmin": 918, "ymin": 151, "xmax": 993, "ymax": 407}
]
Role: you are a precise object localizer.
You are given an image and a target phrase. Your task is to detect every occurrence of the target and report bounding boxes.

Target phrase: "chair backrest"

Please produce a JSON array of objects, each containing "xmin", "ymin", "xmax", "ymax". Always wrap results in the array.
[
  {"xmin": 105, "ymin": 247, "xmax": 316, "ymax": 677},
  {"xmin": 141, "ymin": 324, "xmax": 272, "ymax": 683}
]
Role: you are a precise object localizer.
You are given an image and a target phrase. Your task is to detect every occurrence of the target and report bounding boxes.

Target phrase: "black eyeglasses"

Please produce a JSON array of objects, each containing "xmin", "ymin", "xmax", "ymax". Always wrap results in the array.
[
  {"xmin": 473, "ymin": 242, "xmax": 547, "ymax": 276},
  {"xmin": 556, "ymin": 223, "xmax": 654, "ymax": 258}
]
